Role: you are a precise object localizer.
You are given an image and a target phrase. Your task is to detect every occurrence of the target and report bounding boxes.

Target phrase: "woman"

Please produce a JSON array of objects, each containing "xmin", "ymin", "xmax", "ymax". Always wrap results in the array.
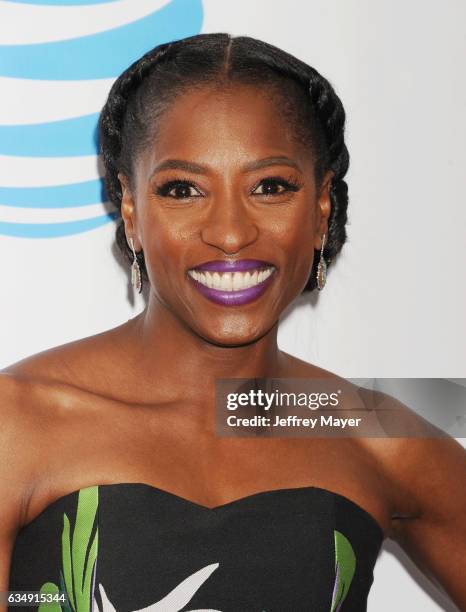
[{"xmin": 2, "ymin": 33, "xmax": 465, "ymax": 611}]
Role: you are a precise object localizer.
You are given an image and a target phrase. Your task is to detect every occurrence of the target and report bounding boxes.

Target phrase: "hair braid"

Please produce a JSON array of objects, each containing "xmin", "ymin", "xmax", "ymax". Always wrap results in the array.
[
  {"xmin": 304, "ymin": 69, "xmax": 349, "ymax": 290},
  {"xmin": 98, "ymin": 42, "xmax": 174, "ymax": 278},
  {"xmin": 99, "ymin": 43, "xmax": 174, "ymax": 202}
]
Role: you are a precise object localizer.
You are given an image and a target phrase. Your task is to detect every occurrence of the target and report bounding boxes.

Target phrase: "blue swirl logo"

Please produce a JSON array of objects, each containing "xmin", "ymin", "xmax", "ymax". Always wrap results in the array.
[{"xmin": 0, "ymin": 0, "xmax": 203, "ymax": 238}]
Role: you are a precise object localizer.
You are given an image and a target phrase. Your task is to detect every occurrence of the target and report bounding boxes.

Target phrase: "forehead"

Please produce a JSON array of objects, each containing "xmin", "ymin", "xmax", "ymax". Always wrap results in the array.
[{"xmin": 140, "ymin": 83, "xmax": 313, "ymax": 174}]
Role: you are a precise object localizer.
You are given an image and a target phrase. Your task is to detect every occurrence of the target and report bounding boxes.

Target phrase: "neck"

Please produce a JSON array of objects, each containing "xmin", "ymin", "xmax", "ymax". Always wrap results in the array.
[{"xmin": 125, "ymin": 293, "xmax": 285, "ymax": 406}]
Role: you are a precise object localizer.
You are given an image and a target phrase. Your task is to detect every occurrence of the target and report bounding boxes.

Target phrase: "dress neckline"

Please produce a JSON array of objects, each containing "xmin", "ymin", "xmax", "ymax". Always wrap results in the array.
[{"xmin": 20, "ymin": 482, "xmax": 386, "ymax": 540}]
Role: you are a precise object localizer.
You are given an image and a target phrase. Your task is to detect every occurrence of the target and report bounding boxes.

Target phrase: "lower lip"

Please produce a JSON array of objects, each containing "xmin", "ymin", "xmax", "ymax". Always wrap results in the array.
[{"xmin": 188, "ymin": 269, "xmax": 277, "ymax": 306}]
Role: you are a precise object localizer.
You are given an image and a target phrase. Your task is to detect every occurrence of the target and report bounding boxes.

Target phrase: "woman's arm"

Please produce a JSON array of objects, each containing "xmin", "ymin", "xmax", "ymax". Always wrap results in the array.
[
  {"xmin": 0, "ymin": 373, "xmax": 35, "ymax": 610},
  {"xmin": 389, "ymin": 435, "xmax": 466, "ymax": 609}
]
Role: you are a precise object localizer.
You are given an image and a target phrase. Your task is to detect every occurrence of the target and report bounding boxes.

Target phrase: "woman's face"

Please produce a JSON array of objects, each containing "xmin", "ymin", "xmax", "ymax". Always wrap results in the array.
[{"xmin": 119, "ymin": 83, "xmax": 331, "ymax": 346}]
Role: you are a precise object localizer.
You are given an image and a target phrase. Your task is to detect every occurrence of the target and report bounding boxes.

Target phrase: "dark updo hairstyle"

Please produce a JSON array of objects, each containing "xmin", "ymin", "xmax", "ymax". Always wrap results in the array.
[{"xmin": 98, "ymin": 33, "xmax": 349, "ymax": 292}]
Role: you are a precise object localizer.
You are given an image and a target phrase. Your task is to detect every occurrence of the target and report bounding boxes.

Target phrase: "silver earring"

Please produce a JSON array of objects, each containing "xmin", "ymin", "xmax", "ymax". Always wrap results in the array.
[
  {"xmin": 128, "ymin": 237, "xmax": 142, "ymax": 293},
  {"xmin": 316, "ymin": 233, "xmax": 327, "ymax": 291}
]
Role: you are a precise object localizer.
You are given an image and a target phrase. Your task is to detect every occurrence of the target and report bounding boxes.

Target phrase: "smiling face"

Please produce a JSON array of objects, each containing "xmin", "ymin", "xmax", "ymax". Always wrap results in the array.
[{"xmin": 119, "ymin": 83, "xmax": 332, "ymax": 346}]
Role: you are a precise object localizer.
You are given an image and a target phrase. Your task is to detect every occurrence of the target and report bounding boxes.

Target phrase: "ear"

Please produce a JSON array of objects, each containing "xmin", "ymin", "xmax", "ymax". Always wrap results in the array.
[
  {"xmin": 118, "ymin": 172, "xmax": 141, "ymax": 251},
  {"xmin": 313, "ymin": 170, "xmax": 333, "ymax": 251}
]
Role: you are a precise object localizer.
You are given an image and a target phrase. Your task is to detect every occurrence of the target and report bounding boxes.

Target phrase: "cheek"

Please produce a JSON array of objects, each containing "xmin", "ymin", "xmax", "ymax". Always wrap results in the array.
[
  {"xmin": 271, "ymin": 233, "xmax": 314, "ymax": 301},
  {"xmin": 272, "ymin": 203, "xmax": 316, "ymax": 272},
  {"xmin": 288, "ymin": 228, "xmax": 316, "ymax": 286},
  {"xmin": 139, "ymin": 211, "xmax": 188, "ymax": 286}
]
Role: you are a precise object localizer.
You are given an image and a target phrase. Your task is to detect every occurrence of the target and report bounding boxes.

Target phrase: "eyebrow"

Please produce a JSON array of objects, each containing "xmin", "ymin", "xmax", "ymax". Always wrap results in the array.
[{"xmin": 150, "ymin": 156, "xmax": 302, "ymax": 178}]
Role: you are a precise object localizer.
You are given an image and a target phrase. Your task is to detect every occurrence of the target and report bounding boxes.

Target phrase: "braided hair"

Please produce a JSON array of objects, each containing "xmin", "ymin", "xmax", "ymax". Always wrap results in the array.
[{"xmin": 98, "ymin": 33, "xmax": 349, "ymax": 292}]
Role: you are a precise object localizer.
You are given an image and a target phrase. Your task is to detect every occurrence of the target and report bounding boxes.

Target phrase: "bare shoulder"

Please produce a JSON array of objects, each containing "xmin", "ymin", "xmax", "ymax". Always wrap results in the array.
[
  {"xmin": 278, "ymin": 353, "xmax": 398, "ymax": 493},
  {"xmin": 0, "ymin": 324, "xmax": 129, "ymax": 518},
  {"xmin": 0, "ymin": 327, "xmax": 120, "ymax": 538},
  {"xmin": 350, "ymin": 386, "xmax": 466, "ymax": 516},
  {"xmin": 0, "ymin": 367, "xmax": 95, "ymax": 586},
  {"xmin": 0, "ymin": 371, "xmax": 37, "ymax": 468},
  {"xmin": 365, "ymin": 402, "xmax": 466, "ymax": 606},
  {"xmin": 340, "ymin": 378, "xmax": 466, "ymax": 600},
  {"xmin": 0, "ymin": 372, "xmax": 39, "ymax": 546},
  {"xmin": 0, "ymin": 320, "xmax": 138, "ymax": 480},
  {"xmin": 2, "ymin": 320, "xmax": 131, "ymax": 390},
  {"xmin": 277, "ymin": 351, "xmax": 462, "ymax": 519},
  {"xmin": 360, "ymin": 387, "xmax": 466, "ymax": 521},
  {"xmin": 0, "ymin": 325, "xmax": 111, "ymax": 408},
  {"xmin": 0, "ymin": 369, "xmax": 64, "ymax": 490}
]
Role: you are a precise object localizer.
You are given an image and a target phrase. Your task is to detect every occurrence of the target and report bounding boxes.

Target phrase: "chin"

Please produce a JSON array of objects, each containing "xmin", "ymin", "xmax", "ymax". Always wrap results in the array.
[{"xmin": 194, "ymin": 319, "xmax": 275, "ymax": 348}]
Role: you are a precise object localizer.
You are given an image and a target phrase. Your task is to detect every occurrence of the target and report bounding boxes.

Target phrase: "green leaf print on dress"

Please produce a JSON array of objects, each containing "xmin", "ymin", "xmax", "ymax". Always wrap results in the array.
[
  {"xmin": 39, "ymin": 486, "xmax": 98, "ymax": 612},
  {"xmin": 330, "ymin": 529, "xmax": 356, "ymax": 612},
  {"xmin": 38, "ymin": 486, "xmax": 222, "ymax": 612},
  {"xmin": 37, "ymin": 582, "xmax": 62, "ymax": 612}
]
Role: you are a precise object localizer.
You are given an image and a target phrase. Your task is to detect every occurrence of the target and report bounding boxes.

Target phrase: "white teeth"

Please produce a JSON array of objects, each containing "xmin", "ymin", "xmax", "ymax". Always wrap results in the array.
[
  {"xmin": 188, "ymin": 266, "xmax": 275, "ymax": 291},
  {"xmin": 232, "ymin": 272, "xmax": 243, "ymax": 290},
  {"xmin": 205, "ymin": 272, "xmax": 213, "ymax": 288},
  {"xmin": 220, "ymin": 273, "xmax": 232, "ymax": 291}
]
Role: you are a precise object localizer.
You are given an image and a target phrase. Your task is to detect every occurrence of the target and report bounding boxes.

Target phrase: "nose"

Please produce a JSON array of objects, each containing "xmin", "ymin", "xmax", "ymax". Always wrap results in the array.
[{"xmin": 200, "ymin": 195, "xmax": 259, "ymax": 255}]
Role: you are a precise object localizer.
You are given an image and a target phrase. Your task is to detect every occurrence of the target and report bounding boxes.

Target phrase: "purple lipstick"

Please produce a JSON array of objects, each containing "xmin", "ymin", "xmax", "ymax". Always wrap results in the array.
[{"xmin": 187, "ymin": 259, "xmax": 277, "ymax": 306}]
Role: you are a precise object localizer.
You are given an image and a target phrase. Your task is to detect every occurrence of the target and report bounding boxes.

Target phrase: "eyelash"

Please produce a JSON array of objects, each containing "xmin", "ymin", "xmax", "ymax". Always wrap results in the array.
[{"xmin": 154, "ymin": 175, "xmax": 303, "ymax": 199}]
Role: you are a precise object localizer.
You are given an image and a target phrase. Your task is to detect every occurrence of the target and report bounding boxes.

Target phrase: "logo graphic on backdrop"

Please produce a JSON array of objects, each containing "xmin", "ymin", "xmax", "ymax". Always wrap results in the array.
[{"xmin": 0, "ymin": 0, "xmax": 203, "ymax": 238}]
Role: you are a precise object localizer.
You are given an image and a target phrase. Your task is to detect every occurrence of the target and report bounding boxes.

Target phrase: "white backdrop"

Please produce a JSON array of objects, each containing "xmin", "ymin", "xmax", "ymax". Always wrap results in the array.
[{"xmin": 0, "ymin": 1, "xmax": 465, "ymax": 609}]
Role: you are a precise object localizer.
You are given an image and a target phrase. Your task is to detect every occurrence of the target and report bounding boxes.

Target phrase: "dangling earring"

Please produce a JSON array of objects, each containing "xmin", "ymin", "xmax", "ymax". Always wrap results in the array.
[
  {"xmin": 128, "ymin": 237, "xmax": 142, "ymax": 293},
  {"xmin": 316, "ymin": 233, "xmax": 327, "ymax": 291}
]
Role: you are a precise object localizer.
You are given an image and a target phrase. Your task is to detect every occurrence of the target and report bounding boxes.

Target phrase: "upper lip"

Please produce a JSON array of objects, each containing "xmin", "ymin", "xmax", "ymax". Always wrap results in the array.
[{"xmin": 189, "ymin": 259, "xmax": 276, "ymax": 273}]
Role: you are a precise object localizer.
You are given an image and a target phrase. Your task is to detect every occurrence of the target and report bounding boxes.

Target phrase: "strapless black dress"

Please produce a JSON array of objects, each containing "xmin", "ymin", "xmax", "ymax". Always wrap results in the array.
[{"xmin": 9, "ymin": 483, "xmax": 384, "ymax": 611}]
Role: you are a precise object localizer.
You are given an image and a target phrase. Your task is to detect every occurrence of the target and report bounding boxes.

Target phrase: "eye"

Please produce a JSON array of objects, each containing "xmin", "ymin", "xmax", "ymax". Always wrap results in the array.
[
  {"xmin": 251, "ymin": 176, "xmax": 302, "ymax": 197},
  {"xmin": 155, "ymin": 179, "xmax": 203, "ymax": 199}
]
